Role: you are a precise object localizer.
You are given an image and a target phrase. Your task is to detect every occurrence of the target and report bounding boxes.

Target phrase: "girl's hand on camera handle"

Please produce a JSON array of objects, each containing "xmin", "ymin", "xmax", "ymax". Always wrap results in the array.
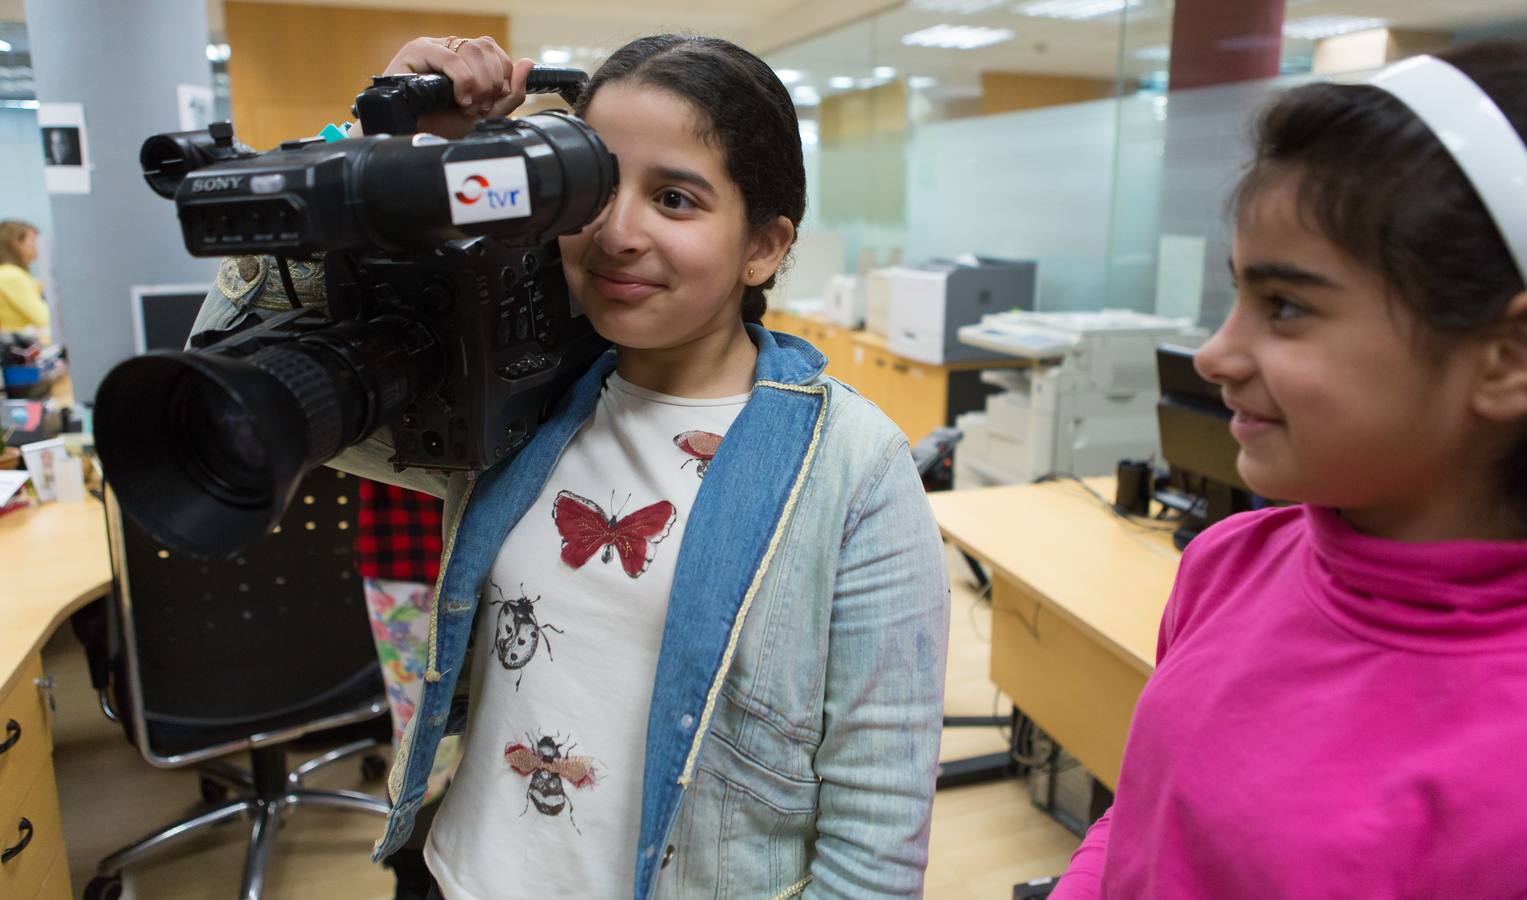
[{"xmin": 379, "ymin": 36, "xmax": 534, "ymax": 139}]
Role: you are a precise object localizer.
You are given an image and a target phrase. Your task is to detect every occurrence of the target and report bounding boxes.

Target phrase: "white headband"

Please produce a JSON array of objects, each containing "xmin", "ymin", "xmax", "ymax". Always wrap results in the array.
[{"xmin": 1369, "ymin": 54, "xmax": 1527, "ymax": 282}]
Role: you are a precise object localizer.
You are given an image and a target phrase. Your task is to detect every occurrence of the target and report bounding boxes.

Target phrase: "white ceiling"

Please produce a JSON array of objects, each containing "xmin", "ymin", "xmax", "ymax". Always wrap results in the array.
[
  {"xmin": 3, "ymin": 0, "xmax": 1525, "ymax": 98},
  {"xmin": 0, "ymin": 0, "xmax": 898, "ymax": 60},
  {"xmin": 767, "ymin": 0, "xmax": 1527, "ymax": 99},
  {"xmin": 201, "ymin": 0, "xmax": 903, "ymax": 60}
]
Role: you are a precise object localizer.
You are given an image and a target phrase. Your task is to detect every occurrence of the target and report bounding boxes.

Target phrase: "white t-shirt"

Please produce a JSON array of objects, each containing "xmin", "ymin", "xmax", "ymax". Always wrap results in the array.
[{"xmin": 425, "ymin": 372, "xmax": 747, "ymax": 899}]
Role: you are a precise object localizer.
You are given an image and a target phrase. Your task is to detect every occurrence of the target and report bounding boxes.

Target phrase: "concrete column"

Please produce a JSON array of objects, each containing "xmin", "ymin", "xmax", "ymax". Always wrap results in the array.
[
  {"xmin": 1168, "ymin": 0, "xmax": 1286, "ymax": 91},
  {"xmin": 25, "ymin": 0, "xmax": 218, "ymax": 400}
]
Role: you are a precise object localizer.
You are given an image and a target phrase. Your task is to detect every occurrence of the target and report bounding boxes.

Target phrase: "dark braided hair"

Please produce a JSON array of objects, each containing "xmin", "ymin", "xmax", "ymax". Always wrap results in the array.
[{"xmin": 574, "ymin": 35, "xmax": 807, "ymax": 324}]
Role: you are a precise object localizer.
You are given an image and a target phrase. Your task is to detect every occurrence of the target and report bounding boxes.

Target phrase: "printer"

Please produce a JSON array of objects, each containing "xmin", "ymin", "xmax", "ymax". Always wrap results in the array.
[
  {"xmin": 881, "ymin": 257, "xmax": 1037, "ymax": 365},
  {"xmin": 952, "ymin": 309, "xmax": 1206, "ymax": 487},
  {"xmin": 864, "ymin": 269, "xmax": 895, "ymax": 339},
  {"xmin": 820, "ymin": 274, "xmax": 865, "ymax": 329}
]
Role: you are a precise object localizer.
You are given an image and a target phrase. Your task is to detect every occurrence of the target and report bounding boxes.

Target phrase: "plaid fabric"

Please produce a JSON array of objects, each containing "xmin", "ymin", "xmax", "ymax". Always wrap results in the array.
[{"xmin": 355, "ymin": 479, "xmax": 445, "ymax": 583}]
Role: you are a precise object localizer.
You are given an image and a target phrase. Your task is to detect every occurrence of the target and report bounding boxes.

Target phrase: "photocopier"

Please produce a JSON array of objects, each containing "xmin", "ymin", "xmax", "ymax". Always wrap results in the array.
[{"xmin": 952, "ymin": 309, "xmax": 1207, "ymax": 487}]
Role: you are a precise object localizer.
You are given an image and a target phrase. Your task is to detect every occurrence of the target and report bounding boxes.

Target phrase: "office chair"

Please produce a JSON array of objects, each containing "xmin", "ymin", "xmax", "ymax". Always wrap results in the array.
[{"xmin": 83, "ymin": 467, "xmax": 391, "ymax": 900}]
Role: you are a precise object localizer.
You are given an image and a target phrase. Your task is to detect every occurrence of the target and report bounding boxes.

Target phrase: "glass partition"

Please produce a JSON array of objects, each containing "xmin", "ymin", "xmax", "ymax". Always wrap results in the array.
[{"xmin": 765, "ymin": 0, "xmax": 1527, "ymax": 328}]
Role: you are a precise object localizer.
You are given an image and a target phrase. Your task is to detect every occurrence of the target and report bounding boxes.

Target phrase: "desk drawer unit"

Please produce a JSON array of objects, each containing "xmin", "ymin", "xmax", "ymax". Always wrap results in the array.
[
  {"xmin": 989, "ymin": 573, "xmax": 1148, "ymax": 791},
  {"xmin": 0, "ymin": 656, "xmax": 52, "ymax": 829},
  {"xmin": 35, "ymin": 847, "xmax": 71, "ymax": 900},
  {"xmin": 0, "ymin": 654, "xmax": 68, "ymax": 899},
  {"xmin": 0, "ymin": 761, "xmax": 68, "ymax": 898}
]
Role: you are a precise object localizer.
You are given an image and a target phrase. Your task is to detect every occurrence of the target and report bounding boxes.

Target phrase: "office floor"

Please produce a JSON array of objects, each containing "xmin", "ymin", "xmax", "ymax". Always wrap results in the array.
[{"xmin": 47, "ymin": 545, "xmax": 1080, "ymax": 899}]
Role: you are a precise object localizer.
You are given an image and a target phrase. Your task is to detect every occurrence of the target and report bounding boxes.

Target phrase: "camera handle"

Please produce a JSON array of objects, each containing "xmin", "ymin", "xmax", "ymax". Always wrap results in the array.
[
  {"xmin": 353, "ymin": 67, "xmax": 590, "ymax": 137},
  {"xmin": 524, "ymin": 66, "xmax": 589, "ymax": 107}
]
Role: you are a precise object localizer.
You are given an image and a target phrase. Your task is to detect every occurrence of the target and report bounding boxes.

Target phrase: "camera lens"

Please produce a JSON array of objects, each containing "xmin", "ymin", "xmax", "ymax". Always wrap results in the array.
[
  {"xmin": 174, "ymin": 378, "xmax": 272, "ymax": 504},
  {"xmin": 96, "ymin": 352, "xmax": 308, "ymax": 556},
  {"xmin": 96, "ymin": 317, "xmax": 443, "ymax": 558}
]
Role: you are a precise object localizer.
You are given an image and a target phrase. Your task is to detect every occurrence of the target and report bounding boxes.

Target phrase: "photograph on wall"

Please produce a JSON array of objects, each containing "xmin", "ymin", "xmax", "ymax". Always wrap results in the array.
[
  {"xmin": 41, "ymin": 126, "xmax": 82, "ymax": 165},
  {"xmin": 37, "ymin": 102, "xmax": 91, "ymax": 194}
]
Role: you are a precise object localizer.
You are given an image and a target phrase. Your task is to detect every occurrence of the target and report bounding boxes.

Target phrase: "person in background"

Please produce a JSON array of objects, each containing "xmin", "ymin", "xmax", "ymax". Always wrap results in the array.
[
  {"xmin": 355, "ymin": 478, "xmax": 461, "ymax": 900},
  {"xmin": 1053, "ymin": 40, "xmax": 1527, "ymax": 898},
  {"xmin": 0, "ymin": 220, "xmax": 50, "ymax": 332}
]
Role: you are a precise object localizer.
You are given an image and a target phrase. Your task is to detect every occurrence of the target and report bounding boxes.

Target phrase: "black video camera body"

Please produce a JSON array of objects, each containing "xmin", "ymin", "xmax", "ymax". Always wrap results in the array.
[{"xmin": 95, "ymin": 71, "xmax": 618, "ymax": 557}]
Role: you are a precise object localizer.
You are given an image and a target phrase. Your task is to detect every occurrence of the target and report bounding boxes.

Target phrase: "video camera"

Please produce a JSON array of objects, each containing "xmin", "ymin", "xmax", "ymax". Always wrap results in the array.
[{"xmin": 94, "ymin": 69, "xmax": 618, "ymax": 558}]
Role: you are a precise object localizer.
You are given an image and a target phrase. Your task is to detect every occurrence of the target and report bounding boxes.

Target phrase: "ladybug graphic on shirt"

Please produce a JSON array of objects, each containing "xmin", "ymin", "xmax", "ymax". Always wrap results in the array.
[
  {"xmin": 487, "ymin": 581, "xmax": 563, "ymax": 690},
  {"xmin": 674, "ymin": 430, "xmax": 723, "ymax": 479},
  {"xmin": 506, "ymin": 733, "xmax": 600, "ymax": 834},
  {"xmin": 552, "ymin": 491, "xmax": 676, "ymax": 578}
]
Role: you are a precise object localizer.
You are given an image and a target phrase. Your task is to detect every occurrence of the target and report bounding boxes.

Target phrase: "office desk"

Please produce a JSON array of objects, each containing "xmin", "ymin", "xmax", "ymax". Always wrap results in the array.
[
  {"xmin": 0, "ymin": 499, "xmax": 110, "ymax": 898},
  {"xmin": 929, "ymin": 478, "xmax": 1181, "ymax": 790},
  {"xmin": 763, "ymin": 310, "xmax": 1032, "ymax": 442}
]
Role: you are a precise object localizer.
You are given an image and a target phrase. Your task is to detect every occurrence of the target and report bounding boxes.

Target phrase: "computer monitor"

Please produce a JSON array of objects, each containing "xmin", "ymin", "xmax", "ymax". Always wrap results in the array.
[
  {"xmin": 131, "ymin": 284, "xmax": 209, "ymax": 353},
  {"xmin": 1155, "ymin": 344, "xmax": 1254, "ymax": 547}
]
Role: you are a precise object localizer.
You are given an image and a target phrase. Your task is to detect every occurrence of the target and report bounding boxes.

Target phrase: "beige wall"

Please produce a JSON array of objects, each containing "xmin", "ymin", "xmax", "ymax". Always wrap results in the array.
[
  {"xmin": 225, "ymin": 1, "xmax": 509, "ymax": 149},
  {"xmin": 820, "ymin": 80, "xmax": 909, "ymax": 143},
  {"xmin": 1313, "ymin": 28, "xmax": 1450, "ymax": 75},
  {"xmin": 979, "ymin": 71, "xmax": 1114, "ymax": 116}
]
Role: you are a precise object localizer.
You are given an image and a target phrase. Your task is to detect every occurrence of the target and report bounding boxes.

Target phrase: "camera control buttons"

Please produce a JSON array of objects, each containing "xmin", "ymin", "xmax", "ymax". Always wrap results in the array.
[{"xmin": 495, "ymin": 354, "xmax": 550, "ymax": 380}]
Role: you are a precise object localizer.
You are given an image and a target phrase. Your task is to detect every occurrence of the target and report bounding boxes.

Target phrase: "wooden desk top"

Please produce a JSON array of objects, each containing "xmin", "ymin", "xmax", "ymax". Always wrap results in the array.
[
  {"xmin": 928, "ymin": 478, "xmax": 1181, "ymax": 675},
  {"xmin": 0, "ymin": 500, "xmax": 111, "ymax": 698},
  {"xmin": 846, "ymin": 328, "xmax": 1032, "ymax": 372}
]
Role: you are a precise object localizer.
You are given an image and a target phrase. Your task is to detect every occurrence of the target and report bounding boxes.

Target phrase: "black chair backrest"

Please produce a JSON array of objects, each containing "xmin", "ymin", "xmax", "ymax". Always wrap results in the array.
[{"xmin": 109, "ymin": 467, "xmax": 379, "ymax": 730}]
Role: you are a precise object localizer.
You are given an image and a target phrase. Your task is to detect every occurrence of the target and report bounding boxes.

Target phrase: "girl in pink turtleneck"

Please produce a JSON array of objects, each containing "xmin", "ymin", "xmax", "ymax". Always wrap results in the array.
[{"xmin": 1055, "ymin": 40, "xmax": 1527, "ymax": 899}]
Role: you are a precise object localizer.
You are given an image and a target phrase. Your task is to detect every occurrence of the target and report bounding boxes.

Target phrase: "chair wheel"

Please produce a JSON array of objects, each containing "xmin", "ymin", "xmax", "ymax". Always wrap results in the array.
[
  {"xmin": 199, "ymin": 776, "xmax": 230, "ymax": 805},
  {"xmin": 85, "ymin": 875, "xmax": 124, "ymax": 900},
  {"xmin": 361, "ymin": 753, "xmax": 388, "ymax": 782}
]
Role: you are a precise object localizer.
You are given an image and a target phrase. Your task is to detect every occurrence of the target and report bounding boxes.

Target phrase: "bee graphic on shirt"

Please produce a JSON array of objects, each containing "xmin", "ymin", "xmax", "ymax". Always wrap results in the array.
[
  {"xmin": 488, "ymin": 582, "xmax": 564, "ymax": 690},
  {"xmin": 505, "ymin": 733, "xmax": 600, "ymax": 834}
]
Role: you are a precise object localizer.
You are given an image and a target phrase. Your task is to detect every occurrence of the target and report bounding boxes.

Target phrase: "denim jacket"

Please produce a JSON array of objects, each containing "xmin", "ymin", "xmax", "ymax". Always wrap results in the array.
[{"xmin": 195, "ymin": 258, "xmax": 951, "ymax": 898}]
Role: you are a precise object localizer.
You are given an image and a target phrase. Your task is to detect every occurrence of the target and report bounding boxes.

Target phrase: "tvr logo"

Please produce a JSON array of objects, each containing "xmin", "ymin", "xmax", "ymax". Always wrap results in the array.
[
  {"xmin": 454, "ymin": 173, "xmax": 522, "ymax": 210},
  {"xmin": 445, "ymin": 157, "xmax": 530, "ymax": 225}
]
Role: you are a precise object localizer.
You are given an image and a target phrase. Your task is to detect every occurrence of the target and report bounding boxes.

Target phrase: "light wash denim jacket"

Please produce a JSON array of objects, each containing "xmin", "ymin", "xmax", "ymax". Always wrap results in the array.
[{"xmin": 195, "ymin": 258, "xmax": 951, "ymax": 898}]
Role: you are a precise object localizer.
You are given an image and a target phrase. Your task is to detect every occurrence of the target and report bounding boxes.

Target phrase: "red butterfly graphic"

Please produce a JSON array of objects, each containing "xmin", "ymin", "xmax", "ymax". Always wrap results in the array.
[
  {"xmin": 674, "ymin": 430, "xmax": 723, "ymax": 479},
  {"xmin": 552, "ymin": 491, "xmax": 676, "ymax": 578}
]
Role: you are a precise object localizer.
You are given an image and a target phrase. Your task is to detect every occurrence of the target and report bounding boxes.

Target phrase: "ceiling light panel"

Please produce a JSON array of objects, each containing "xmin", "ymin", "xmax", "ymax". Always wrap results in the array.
[
  {"xmin": 1015, "ymin": 0, "xmax": 1143, "ymax": 21},
  {"xmin": 901, "ymin": 24, "xmax": 1016, "ymax": 49},
  {"xmin": 1282, "ymin": 16, "xmax": 1388, "ymax": 40},
  {"xmin": 910, "ymin": 0, "xmax": 1008, "ymax": 13}
]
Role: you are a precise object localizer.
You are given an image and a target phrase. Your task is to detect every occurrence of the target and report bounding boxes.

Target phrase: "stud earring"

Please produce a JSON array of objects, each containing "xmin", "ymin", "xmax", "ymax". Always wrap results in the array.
[{"xmin": 746, "ymin": 267, "xmax": 756, "ymax": 280}]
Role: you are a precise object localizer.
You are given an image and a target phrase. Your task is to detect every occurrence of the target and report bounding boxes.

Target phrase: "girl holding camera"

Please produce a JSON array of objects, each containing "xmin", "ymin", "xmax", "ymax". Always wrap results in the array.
[{"xmin": 200, "ymin": 33, "xmax": 949, "ymax": 900}]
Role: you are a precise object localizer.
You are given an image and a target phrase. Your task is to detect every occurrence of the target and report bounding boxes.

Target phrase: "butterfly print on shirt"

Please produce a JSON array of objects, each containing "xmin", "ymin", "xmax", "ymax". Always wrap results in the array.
[
  {"xmin": 551, "ymin": 491, "xmax": 677, "ymax": 578},
  {"xmin": 674, "ymin": 430, "xmax": 723, "ymax": 479}
]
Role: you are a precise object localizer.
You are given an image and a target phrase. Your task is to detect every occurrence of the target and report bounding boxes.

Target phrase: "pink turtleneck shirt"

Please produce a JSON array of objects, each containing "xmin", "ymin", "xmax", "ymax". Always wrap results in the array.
[{"xmin": 1053, "ymin": 504, "xmax": 1527, "ymax": 899}]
